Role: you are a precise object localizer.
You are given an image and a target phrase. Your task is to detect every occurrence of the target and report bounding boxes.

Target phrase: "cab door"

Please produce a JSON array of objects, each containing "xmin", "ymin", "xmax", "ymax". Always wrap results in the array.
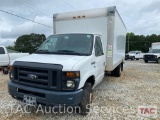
[{"xmin": 94, "ymin": 36, "xmax": 105, "ymax": 85}]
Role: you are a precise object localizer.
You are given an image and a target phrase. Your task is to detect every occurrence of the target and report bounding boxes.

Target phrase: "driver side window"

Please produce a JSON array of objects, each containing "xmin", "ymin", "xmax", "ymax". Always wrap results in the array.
[
  {"xmin": 94, "ymin": 36, "xmax": 103, "ymax": 57},
  {"xmin": 0, "ymin": 47, "xmax": 5, "ymax": 54}
]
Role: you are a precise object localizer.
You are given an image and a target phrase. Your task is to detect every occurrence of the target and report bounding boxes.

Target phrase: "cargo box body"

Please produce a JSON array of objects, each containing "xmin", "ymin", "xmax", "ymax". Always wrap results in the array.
[{"xmin": 53, "ymin": 7, "xmax": 127, "ymax": 71}]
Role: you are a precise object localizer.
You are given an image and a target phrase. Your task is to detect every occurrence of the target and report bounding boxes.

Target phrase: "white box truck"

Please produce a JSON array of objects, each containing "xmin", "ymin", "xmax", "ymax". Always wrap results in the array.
[
  {"xmin": 8, "ymin": 6, "xmax": 127, "ymax": 115},
  {"xmin": 143, "ymin": 42, "xmax": 160, "ymax": 63}
]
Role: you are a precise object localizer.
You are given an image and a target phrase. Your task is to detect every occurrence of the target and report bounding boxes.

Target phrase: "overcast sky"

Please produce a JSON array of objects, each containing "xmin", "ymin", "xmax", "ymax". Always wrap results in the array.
[{"xmin": 0, "ymin": 0, "xmax": 160, "ymax": 46}]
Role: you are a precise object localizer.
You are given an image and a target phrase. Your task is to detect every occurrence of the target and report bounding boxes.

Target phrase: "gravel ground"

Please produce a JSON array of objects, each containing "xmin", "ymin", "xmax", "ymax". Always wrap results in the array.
[{"xmin": 0, "ymin": 60, "xmax": 160, "ymax": 120}]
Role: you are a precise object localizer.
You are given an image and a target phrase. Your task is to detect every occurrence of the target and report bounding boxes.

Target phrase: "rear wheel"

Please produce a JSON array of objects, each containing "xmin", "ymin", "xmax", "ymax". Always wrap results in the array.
[
  {"xmin": 115, "ymin": 64, "xmax": 121, "ymax": 77},
  {"xmin": 111, "ymin": 64, "xmax": 121, "ymax": 77},
  {"xmin": 121, "ymin": 62, "xmax": 123, "ymax": 71},
  {"xmin": 79, "ymin": 82, "xmax": 92, "ymax": 115},
  {"xmin": 157, "ymin": 58, "xmax": 160, "ymax": 63}
]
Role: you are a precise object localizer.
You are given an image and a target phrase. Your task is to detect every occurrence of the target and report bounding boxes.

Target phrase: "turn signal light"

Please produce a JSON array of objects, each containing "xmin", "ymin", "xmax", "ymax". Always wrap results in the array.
[
  {"xmin": 9, "ymin": 66, "xmax": 13, "ymax": 71},
  {"xmin": 65, "ymin": 72, "xmax": 80, "ymax": 78}
]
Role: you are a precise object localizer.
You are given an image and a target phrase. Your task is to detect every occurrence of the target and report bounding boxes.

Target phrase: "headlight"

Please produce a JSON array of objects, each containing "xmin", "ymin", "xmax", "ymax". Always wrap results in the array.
[
  {"xmin": 62, "ymin": 71, "xmax": 80, "ymax": 90},
  {"xmin": 66, "ymin": 80, "xmax": 75, "ymax": 88},
  {"xmin": 10, "ymin": 72, "xmax": 13, "ymax": 79}
]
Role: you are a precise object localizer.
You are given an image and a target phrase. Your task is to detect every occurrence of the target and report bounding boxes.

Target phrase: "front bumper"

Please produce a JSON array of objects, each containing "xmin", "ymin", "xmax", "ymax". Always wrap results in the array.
[
  {"xmin": 8, "ymin": 81, "xmax": 83, "ymax": 106},
  {"xmin": 143, "ymin": 56, "xmax": 158, "ymax": 61}
]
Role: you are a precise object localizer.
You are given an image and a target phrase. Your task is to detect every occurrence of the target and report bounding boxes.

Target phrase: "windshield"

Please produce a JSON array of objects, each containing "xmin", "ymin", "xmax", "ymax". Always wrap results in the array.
[
  {"xmin": 36, "ymin": 34, "xmax": 93, "ymax": 56},
  {"xmin": 149, "ymin": 49, "xmax": 160, "ymax": 53}
]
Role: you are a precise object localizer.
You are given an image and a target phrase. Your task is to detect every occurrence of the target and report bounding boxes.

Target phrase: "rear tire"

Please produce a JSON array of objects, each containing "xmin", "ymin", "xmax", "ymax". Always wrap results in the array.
[
  {"xmin": 121, "ymin": 62, "xmax": 123, "ymax": 71},
  {"xmin": 144, "ymin": 60, "xmax": 148, "ymax": 63},
  {"xmin": 79, "ymin": 83, "xmax": 92, "ymax": 115},
  {"xmin": 115, "ymin": 65, "xmax": 121, "ymax": 77},
  {"xmin": 157, "ymin": 58, "xmax": 160, "ymax": 63},
  {"xmin": 111, "ymin": 64, "xmax": 121, "ymax": 77}
]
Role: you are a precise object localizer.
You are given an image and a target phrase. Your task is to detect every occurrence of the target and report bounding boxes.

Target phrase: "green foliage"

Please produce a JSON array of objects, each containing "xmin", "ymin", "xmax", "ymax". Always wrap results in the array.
[
  {"xmin": 6, "ymin": 46, "xmax": 15, "ymax": 50},
  {"xmin": 126, "ymin": 33, "xmax": 160, "ymax": 53},
  {"xmin": 12, "ymin": 33, "xmax": 46, "ymax": 53},
  {"xmin": 6, "ymin": 32, "xmax": 160, "ymax": 54}
]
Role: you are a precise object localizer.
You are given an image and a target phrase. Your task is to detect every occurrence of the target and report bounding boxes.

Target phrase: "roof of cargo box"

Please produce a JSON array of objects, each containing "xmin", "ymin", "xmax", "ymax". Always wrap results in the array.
[
  {"xmin": 53, "ymin": 6, "xmax": 126, "ymax": 29},
  {"xmin": 53, "ymin": 7, "xmax": 115, "ymax": 21}
]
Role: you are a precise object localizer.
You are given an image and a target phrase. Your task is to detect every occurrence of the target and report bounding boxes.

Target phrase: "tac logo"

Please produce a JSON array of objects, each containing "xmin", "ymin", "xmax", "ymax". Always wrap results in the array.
[{"xmin": 138, "ymin": 106, "xmax": 157, "ymax": 118}]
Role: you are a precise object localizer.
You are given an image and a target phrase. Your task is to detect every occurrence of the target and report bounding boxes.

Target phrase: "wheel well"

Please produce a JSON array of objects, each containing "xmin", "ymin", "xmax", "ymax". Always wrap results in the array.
[{"xmin": 86, "ymin": 76, "xmax": 95, "ymax": 86}]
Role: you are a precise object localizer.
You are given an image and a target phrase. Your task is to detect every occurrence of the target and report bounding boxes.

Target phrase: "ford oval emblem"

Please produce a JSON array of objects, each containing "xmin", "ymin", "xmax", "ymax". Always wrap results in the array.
[{"xmin": 27, "ymin": 74, "xmax": 38, "ymax": 80}]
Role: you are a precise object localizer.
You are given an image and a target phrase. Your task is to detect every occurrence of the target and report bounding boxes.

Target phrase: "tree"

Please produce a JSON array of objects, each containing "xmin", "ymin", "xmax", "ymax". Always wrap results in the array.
[
  {"xmin": 14, "ymin": 33, "xmax": 46, "ymax": 53},
  {"xmin": 126, "ymin": 33, "xmax": 160, "ymax": 53},
  {"xmin": 6, "ymin": 46, "xmax": 15, "ymax": 50}
]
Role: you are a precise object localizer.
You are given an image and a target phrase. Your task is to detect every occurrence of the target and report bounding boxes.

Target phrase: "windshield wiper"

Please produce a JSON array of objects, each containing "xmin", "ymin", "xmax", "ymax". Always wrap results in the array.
[
  {"xmin": 35, "ymin": 50, "xmax": 51, "ymax": 54},
  {"xmin": 56, "ymin": 50, "xmax": 84, "ymax": 55}
]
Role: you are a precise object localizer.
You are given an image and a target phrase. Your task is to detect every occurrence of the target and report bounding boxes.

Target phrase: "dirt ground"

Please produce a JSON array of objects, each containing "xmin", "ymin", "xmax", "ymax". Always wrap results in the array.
[{"xmin": 0, "ymin": 60, "xmax": 160, "ymax": 120}]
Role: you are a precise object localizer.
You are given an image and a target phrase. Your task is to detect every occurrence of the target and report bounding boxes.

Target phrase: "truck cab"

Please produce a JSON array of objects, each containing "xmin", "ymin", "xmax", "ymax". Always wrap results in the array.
[
  {"xmin": 143, "ymin": 49, "xmax": 160, "ymax": 63},
  {"xmin": 0, "ymin": 46, "xmax": 29, "ymax": 75},
  {"xmin": 0, "ymin": 46, "xmax": 9, "ymax": 67},
  {"xmin": 143, "ymin": 42, "xmax": 160, "ymax": 63},
  {"xmin": 0, "ymin": 46, "xmax": 29, "ymax": 67},
  {"xmin": 125, "ymin": 51, "xmax": 143, "ymax": 60},
  {"xmin": 8, "ymin": 33, "xmax": 105, "ymax": 114}
]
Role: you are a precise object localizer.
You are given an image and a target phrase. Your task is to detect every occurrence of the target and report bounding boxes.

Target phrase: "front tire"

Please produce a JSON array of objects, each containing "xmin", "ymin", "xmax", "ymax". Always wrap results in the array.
[
  {"xmin": 2, "ymin": 68, "xmax": 9, "ymax": 74},
  {"xmin": 131, "ymin": 56, "xmax": 135, "ymax": 60},
  {"xmin": 79, "ymin": 83, "xmax": 92, "ymax": 115},
  {"xmin": 144, "ymin": 60, "xmax": 148, "ymax": 63}
]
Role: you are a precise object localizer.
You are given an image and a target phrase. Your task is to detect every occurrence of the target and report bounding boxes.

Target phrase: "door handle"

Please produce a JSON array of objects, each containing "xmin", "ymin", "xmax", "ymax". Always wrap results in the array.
[{"xmin": 91, "ymin": 62, "xmax": 95, "ymax": 65}]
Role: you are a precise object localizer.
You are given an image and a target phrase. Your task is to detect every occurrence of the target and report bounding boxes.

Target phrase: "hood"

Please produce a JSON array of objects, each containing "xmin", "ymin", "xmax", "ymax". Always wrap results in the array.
[
  {"xmin": 126, "ymin": 53, "xmax": 134, "ymax": 56},
  {"xmin": 12, "ymin": 54, "xmax": 87, "ymax": 71}
]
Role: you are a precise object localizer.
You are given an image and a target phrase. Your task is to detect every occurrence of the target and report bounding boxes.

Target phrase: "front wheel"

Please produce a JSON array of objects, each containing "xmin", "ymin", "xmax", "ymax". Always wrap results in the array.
[
  {"xmin": 144, "ymin": 60, "xmax": 148, "ymax": 63},
  {"xmin": 131, "ymin": 56, "xmax": 135, "ymax": 60},
  {"xmin": 79, "ymin": 82, "xmax": 92, "ymax": 115},
  {"xmin": 2, "ymin": 68, "xmax": 9, "ymax": 74}
]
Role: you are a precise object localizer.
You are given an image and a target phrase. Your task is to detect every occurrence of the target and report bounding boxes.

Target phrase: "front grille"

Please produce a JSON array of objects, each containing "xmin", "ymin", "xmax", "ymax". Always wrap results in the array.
[
  {"xmin": 12, "ymin": 61, "xmax": 63, "ymax": 90},
  {"xmin": 18, "ymin": 67, "xmax": 50, "ymax": 87},
  {"xmin": 144, "ymin": 55, "xmax": 155, "ymax": 59}
]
